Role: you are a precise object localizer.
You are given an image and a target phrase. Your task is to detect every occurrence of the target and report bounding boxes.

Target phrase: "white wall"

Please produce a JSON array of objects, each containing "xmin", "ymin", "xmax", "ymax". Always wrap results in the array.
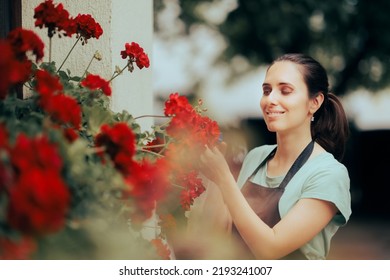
[{"xmin": 22, "ymin": 0, "xmax": 153, "ymax": 130}]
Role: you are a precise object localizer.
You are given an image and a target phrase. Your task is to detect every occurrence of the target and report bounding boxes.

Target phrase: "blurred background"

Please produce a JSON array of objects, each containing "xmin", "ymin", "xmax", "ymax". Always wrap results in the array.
[
  {"xmin": 1, "ymin": 0, "xmax": 389, "ymax": 260},
  {"xmin": 152, "ymin": 0, "xmax": 390, "ymax": 259}
]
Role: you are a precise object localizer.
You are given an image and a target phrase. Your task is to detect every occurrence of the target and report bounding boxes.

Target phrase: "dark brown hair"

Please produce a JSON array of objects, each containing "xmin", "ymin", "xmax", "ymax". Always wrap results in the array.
[{"xmin": 272, "ymin": 53, "xmax": 349, "ymax": 161}]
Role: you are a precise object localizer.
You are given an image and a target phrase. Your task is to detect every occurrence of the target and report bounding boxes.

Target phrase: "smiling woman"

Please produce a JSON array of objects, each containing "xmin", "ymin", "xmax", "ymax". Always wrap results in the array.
[{"xmin": 194, "ymin": 53, "xmax": 352, "ymax": 260}]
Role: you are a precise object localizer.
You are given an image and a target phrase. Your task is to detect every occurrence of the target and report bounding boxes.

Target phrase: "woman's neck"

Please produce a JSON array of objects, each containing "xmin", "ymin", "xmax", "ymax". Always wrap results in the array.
[
  {"xmin": 275, "ymin": 131, "xmax": 312, "ymax": 160},
  {"xmin": 268, "ymin": 131, "xmax": 313, "ymax": 176}
]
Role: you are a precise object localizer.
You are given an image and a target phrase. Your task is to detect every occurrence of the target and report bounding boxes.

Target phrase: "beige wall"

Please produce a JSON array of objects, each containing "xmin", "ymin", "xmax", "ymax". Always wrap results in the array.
[{"xmin": 22, "ymin": 0, "xmax": 153, "ymax": 130}]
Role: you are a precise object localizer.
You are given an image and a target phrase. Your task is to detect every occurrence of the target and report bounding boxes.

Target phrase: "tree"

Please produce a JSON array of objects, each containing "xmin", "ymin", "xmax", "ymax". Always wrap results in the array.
[{"xmin": 156, "ymin": 0, "xmax": 390, "ymax": 96}]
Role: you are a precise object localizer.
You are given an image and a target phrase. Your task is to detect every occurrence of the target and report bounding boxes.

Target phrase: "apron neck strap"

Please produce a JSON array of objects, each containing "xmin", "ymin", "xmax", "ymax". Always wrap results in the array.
[
  {"xmin": 249, "ymin": 140, "xmax": 315, "ymax": 189},
  {"xmin": 279, "ymin": 140, "xmax": 314, "ymax": 189}
]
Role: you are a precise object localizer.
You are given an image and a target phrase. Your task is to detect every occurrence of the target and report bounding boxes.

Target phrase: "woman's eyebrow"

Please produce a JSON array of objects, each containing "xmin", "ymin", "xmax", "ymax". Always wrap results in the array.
[
  {"xmin": 278, "ymin": 82, "xmax": 293, "ymax": 87},
  {"xmin": 262, "ymin": 82, "xmax": 293, "ymax": 87}
]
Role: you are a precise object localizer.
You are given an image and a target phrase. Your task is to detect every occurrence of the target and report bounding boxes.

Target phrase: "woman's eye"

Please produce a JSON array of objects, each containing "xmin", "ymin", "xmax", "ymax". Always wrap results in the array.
[
  {"xmin": 281, "ymin": 87, "xmax": 293, "ymax": 95},
  {"xmin": 262, "ymin": 87, "xmax": 271, "ymax": 95}
]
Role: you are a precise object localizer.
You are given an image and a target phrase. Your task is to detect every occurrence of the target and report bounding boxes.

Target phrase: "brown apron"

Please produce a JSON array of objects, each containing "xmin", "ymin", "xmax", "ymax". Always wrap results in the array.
[{"xmin": 232, "ymin": 140, "xmax": 315, "ymax": 259}]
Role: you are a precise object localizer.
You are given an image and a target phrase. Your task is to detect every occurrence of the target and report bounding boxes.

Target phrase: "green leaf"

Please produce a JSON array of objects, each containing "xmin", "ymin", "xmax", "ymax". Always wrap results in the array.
[
  {"xmin": 39, "ymin": 61, "xmax": 57, "ymax": 74},
  {"xmin": 84, "ymin": 106, "xmax": 114, "ymax": 135}
]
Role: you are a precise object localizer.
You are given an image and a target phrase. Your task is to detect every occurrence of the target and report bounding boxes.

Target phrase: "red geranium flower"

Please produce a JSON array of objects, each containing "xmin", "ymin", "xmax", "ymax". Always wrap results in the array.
[
  {"xmin": 39, "ymin": 92, "xmax": 82, "ymax": 129},
  {"xmin": 35, "ymin": 69, "xmax": 63, "ymax": 97},
  {"xmin": 35, "ymin": 70, "xmax": 80, "ymax": 129},
  {"xmin": 164, "ymin": 92, "xmax": 193, "ymax": 117},
  {"xmin": 120, "ymin": 42, "xmax": 144, "ymax": 59},
  {"xmin": 120, "ymin": 42, "xmax": 150, "ymax": 70},
  {"xmin": 165, "ymin": 110, "xmax": 195, "ymax": 140},
  {"xmin": 124, "ymin": 158, "xmax": 170, "ymax": 223},
  {"xmin": 95, "ymin": 123, "xmax": 136, "ymax": 175},
  {"xmin": 7, "ymin": 28, "xmax": 44, "ymax": 63},
  {"xmin": 145, "ymin": 137, "xmax": 165, "ymax": 154},
  {"xmin": 178, "ymin": 171, "xmax": 205, "ymax": 211},
  {"xmin": 74, "ymin": 14, "xmax": 103, "ymax": 43},
  {"xmin": 6, "ymin": 134, "xmax": 69, "ymax": 236},
  {"xmin": 0, "ymin": 41, "xmax": 32, "ymax": 99},
  {"xmin": 7, "ymin": 168, "xmax": 70, "ymax": 235},
  {"xmin": 63, "ymin": 127, "xmax": 79, "ymax": 143},
  {"xmin": 0, "ymin": 236, "xmax": 36, "ymax": 260},
  {"xmin": 81, "ymin": 74, "xmax": 111, "ymax": 96},
  {"xmin": 136, "ymin": 52, "xmax": 150, "ymax": 69},
  {"xmin": 10, "ymin": 134, "xmax": 63, "ymax": 174},
  {"xmin": 192, "ymin": 115, "xmax": 221, "ymax": 147},
  {"xmin": 34, "ymin": 0, "xmax": 75, "ymax": 38},
  {"xmin": 164, "ymin": 93, "xmax": 220, "ymax": 151}
]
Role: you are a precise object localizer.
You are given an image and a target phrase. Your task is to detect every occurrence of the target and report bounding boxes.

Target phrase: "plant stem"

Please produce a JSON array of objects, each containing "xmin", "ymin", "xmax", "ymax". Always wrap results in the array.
[
  {"xmin": 134, "ymin": 114, "xmax": 171, "ymax": 120},
  {"xmin": 79, "ymin": 53, "xmax": 96, "ymax": 84},
  {"xmin": 49, "ymin": 37, "xmax": 52, "ymax": 63},
  {"xmin": 57, "ymin": 37, "xmax": 81, "ymax": 73},
  {"xmin": 139, "ymin": 148, "xmax": 165, "ymax": 158},
  {"xmin": 108, "ymin": 61, "xmax": 130, "ymax": 83},
  {"xmin": 142, "ymin": 144, "xmax": 166, "ymax": 149},
  {"xmin": 172, "ymin": 183, "xmax": 185, "ymax": 190},
  {"xmin": 23, "ymin": 83, "xmax": 33, "ymax": 90}
]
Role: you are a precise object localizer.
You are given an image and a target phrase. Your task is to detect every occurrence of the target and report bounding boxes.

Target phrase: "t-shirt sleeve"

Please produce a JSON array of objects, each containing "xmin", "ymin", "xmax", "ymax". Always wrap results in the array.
[{"xmin": 300, "ymin": 163, "xmax": 352, "ymax": 226}]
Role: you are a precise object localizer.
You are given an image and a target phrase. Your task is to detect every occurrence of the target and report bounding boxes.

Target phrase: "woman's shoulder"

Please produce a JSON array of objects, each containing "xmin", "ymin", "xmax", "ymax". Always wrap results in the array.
[
  {"xmin": 308, "ymin": 151, "xmax": 348, "ymax": 174},
  {"xmin": 302, "ymin": 151, "xmax": 350, "ymax": 189},
  {"xmin": 236, "ymin": 144, "xmax": 277, "ymax": 187},
  {"xmin": 246, "ymin": 144, "xmax": 277, "ymax": 160},
  {"xmin": 241, "ymin": 144, "xmax": 276, "ymax": 167}
]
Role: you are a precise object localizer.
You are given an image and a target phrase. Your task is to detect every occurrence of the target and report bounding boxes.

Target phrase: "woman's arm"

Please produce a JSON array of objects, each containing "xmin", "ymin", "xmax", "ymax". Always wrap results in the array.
[
  {"xmin": 201, "ymin": 146, "xmax": 338, "ymax": 259},
  {"xmin": 187, "ymin": 178, "xmax": 232, "ymax": 235}
]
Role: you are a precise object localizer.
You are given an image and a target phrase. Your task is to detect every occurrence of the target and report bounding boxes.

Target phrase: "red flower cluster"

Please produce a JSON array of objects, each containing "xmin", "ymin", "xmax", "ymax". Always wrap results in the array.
[
  {"xmin": 35, "ymin": 70, "xmax": 82, "ymax": 129},
  {"xmin": 35, "ymin": 69, "xmax": 63, "ymax": 96},
  {"xmin": 0, "ymin": 236, "xmax": 36, "ymax": 260},
  {"xmin": 34, "ymin": 0, "xmax": 102, "ymax": 42},
  {"xmin": 95, "ymin": 123, "xmax": 170, "ymax": 223},
  {"xmin": 34, "ymin": 0, "xmax": 75, "ymax": 38},
  {"xmin": 178, "ymin": 171, "xmax": 206, "ymax": 211},
  {"xmin": 95, "ymin": 123, "xmax": 136, "ymax": 175},
  {"xmin": 121, "ymin": 42, "xmax": 150, "ymax": 70},
  {"xmin": 124, "ymin": 159, "xmax": 170, "ymax": 223},
  {"xmin": 0, "ymin": 29, "xmax": 44, "ymax": 99},
  {"xmin": 74, "ymin": 14, "xmax": 103, "ymax": 43},
  {"xmin": 1, "ymin": 133, "xmax": 70, "ymax": 236},
  {"xmin": 81, "ymin": 74, "xmax": 112, "ymax": 96},
  {"xmin": 7, "ymin": 28, "xmax": 45, "ymax": 63},
  {"xmin": 165, "ymin": 93, "xmax": 220, "ymax": 149},
  {"xmin": 164, "ymin": 93, "xmax": 193, "ymax": 116},
  {"xmin": 162, "ymin": 93, "xmax": 221, "ymax": 210}
]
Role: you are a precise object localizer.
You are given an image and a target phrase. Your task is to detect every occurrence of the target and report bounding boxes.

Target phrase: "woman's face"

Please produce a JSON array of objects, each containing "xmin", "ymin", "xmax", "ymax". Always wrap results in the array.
[{"xmin": 260, "ymin": 61, "xmax": 314, "ymax": 134}]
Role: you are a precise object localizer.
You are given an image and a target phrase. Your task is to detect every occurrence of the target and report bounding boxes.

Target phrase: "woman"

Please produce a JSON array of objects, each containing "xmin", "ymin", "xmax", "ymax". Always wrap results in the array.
[{"xmin": 198, "ymin": 53, "xmax": 352, "ymax": 260}]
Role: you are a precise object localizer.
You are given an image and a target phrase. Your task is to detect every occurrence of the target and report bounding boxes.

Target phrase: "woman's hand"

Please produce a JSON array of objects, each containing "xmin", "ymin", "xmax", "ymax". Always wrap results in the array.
[{"xmin": 199, "ymin": 142, "xmax": 231, "ymax": 185}]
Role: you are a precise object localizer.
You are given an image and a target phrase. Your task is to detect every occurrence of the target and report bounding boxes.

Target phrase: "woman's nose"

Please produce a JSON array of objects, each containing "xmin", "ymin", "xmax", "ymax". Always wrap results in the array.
[{"xmin": 265, "ymin": 90, "xmax": 278, "ymax": 104}]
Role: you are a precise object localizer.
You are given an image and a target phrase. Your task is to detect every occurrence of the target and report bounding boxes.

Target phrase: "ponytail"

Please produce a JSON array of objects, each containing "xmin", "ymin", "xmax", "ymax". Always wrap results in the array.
[{"xmin": 311, "ymin": 93, "xmax": 349, "ymax": 161}]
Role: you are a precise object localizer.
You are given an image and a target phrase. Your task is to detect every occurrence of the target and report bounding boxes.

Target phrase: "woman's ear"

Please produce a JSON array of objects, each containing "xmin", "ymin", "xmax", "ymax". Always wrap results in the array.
[{"xmin": 310, "ymin": 92, "xmax": 324, "ymax": 114}]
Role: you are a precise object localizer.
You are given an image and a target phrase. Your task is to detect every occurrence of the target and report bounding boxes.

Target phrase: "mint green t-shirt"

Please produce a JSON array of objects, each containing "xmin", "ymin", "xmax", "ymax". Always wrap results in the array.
[{"xmin": 236, "ymin": 144, "xmax": 352, "ymax": 260}]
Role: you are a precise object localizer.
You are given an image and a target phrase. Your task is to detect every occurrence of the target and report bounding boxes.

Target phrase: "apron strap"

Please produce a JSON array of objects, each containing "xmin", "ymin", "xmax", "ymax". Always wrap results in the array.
[
  {"xmin": 279, "ymin": 140, "xmax": 314, "ymax": 189},
  {"xmin": 248, "ymin": 140, "xmax": 315, "ymax": 190}
]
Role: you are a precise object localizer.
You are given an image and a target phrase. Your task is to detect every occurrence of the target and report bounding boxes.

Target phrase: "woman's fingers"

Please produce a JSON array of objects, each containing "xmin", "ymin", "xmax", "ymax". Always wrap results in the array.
[{"xmin": 217, "ymin": 141, "xmax": 228, "ymax": 155}]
